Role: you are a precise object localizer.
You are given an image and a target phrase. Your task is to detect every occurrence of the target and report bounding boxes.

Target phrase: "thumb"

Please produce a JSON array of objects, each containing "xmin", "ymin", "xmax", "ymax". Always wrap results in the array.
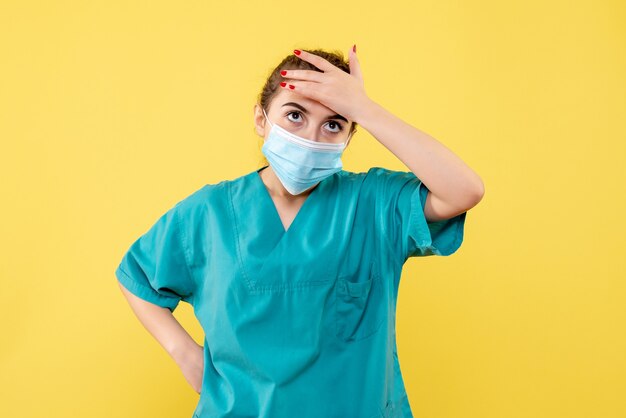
[{"xmin": 349, "ymin": 44, "xmax": 364, "ymax": 83}]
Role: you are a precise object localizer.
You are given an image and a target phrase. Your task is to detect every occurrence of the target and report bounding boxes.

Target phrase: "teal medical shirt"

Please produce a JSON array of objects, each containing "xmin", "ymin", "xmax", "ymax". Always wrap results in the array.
[{"xmin": 115, "ymin": 165, "xmax": 467, "ymax": 418}]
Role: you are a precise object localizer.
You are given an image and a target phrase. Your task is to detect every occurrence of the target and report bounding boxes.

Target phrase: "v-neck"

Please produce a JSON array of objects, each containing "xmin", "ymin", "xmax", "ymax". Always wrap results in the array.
[
  {"xmin": 254, "ymin": 166, "xmax": 322, "ymax": 234},
  {"xmin": 228, "ymin": 166, "xmax": 343, "ymax": 293}
]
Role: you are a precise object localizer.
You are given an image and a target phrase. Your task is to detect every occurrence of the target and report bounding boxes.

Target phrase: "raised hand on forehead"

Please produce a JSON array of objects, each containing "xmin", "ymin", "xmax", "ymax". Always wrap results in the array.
[{"xmin": 279, "ymin": 46, "xmax": 371, "ymax": 124}]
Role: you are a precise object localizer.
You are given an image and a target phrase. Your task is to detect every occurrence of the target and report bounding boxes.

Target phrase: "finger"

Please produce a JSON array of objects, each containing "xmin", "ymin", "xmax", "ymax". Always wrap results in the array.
[
  {"xmin": 294, "ymin": 49, "xmax": 337, "ymax": 73},
  {"xmin": 280, "ymin": 69, "xmax": 325, "ymax": 84},
  {"xmin": 349, "ymin": 46, "xmax": 364, "ymax": 83},
  {"xmin": 280, "ymin": 80, "xmax": 325, "ymax": 102}
]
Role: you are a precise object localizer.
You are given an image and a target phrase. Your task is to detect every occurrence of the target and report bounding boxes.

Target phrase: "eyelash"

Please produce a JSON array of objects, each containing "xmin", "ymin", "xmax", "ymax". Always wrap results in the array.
[{"xmin": 286, "ymin": 111, "xmax": 345, "ymax": 133}]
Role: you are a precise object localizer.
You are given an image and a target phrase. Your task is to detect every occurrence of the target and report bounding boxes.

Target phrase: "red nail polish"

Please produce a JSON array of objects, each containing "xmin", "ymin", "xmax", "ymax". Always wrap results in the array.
[
  {"xmin": 294, "ymin": 49, "xmax": 301, "ymax": 56},
  {"xmin": 280, "ymin": 70, "xmax": 287, "ymax": 76},
  {"xmin": 353, "ymin": 44, "xmax": 357, "ymax": 53},
  {"xmin": 288, "ymin": 84, "xmax": 295, "ymax": 90},
  {"xmin": 280, "ymin": 82, "xmax": 286, "ymax": 87}
]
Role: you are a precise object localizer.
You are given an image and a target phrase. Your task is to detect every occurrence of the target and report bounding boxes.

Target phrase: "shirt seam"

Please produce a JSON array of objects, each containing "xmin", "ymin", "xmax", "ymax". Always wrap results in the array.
[{"xmin": 174, "ymin": 203, "xmax": 197, "ymax": 306}]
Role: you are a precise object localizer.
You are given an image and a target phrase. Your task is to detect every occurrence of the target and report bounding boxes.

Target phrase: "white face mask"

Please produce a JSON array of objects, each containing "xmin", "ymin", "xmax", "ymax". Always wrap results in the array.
[{"xmin": 261, "ymin": 107, "xmax": 353, "ymax": 195}]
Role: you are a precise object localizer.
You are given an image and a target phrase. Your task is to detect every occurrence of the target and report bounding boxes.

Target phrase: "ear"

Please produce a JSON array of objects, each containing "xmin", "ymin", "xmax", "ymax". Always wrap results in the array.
[{"xmin": 253, "ymin": 103, "xmax": 267, "ymax": 138}]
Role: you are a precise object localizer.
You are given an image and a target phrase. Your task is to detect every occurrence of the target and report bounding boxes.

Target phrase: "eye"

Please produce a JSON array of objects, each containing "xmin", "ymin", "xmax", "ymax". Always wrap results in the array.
[
  {"xmin": 286, "ymin": 111, "xmax": 345, "ymax": 135},
  {"xmin": 325, "ymin": 120, "xmax": 344, "ymax": 134},
  {"xmin": 286, "ymin": 111, "xmax": 303, "ymax": 123}
]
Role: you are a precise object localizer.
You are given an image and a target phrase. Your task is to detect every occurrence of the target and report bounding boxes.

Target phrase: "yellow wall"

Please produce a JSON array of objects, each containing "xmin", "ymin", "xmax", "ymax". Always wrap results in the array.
[{"xmin": 1, "ymin": 0, "xmax": 624, "ymax": 417}]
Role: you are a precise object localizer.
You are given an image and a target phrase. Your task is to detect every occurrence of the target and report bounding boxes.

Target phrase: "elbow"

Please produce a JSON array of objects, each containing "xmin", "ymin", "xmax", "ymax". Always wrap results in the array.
[
  {"xmin": 461, "ymin": 181, "xmax": 485, "ymax": 212},
  {"xmin": 469, "ymin": 177, "xmax": 485, "ymax": 206},
  {"xmin": 474, "ymin": 182, "xmax": 485, "ymax": 204}
]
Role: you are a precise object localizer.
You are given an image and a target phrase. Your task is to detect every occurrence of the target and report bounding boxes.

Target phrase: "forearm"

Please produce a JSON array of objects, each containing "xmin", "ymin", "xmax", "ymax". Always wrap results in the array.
[
  {"xmin": 118, "ymin": 281, "xmax": 199, "ymax": 364},
  {"xmin": 355, "ymin": 99, "xmax": 484, "ymax": 209}
]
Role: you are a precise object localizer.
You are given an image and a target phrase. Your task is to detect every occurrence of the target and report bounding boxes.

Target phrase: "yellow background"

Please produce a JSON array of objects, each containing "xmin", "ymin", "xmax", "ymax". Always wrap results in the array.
[{"xmin": 1, "ymin": 0, "xmax": 624, "ymax": 417}]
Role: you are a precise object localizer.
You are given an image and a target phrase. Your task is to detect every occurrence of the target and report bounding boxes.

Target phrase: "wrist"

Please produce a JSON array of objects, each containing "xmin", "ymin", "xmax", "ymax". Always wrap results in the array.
[{"xmin": 354, "ymin": 97, "xmax": 384, "ymax": 127}]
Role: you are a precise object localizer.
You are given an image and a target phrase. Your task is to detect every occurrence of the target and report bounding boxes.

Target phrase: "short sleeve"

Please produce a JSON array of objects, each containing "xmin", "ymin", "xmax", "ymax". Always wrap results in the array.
[
  {"xmin": 368, "ymin": 167, "xmax": 467, "ymax": 263},
  {"xmin": 115, "ymin": 203, "xmax": 196, "ymax": 312}
]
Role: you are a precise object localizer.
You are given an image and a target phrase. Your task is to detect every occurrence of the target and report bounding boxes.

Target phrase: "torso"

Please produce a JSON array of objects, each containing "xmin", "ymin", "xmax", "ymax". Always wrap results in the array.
[{"xmin": 185, "ymin": 166, "xmax": 421, "ymax": 417}]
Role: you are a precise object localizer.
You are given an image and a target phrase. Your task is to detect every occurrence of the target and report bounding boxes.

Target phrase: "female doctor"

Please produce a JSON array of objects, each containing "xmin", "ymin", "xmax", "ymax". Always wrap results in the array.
[{"xmin": 116, "ymin": 46, "xmax": 484, "ymax": 418}]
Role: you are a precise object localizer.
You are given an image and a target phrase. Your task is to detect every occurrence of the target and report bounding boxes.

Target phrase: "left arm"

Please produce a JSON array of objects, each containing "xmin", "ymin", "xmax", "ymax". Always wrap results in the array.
[
  {"xmin": 355, "ymin": 99, "xmax": 485, "ymax": 222},
  {"xmin": 280, "ymin": 48, "xmax": 484, "ymax": 221}
]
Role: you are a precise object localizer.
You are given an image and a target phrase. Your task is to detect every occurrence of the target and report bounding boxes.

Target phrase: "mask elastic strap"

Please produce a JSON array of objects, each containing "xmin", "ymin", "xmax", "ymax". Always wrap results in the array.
[
  {"xmin": 343, "ymin": 131, "xmax": 354, "ymax": 147},
  {"xmin": 261, "ymin": 107, "xmax": 273, "ymax": 128}
]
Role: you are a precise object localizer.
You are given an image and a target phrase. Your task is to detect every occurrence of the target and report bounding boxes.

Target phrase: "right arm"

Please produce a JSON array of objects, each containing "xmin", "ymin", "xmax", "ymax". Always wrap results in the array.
[
  {"xmin": 118, "ymin": 281, "xmax": 204, "ymax": 394},
  {"xmin": 116, "ymin": 201, "xmax": 202, "ymax": 391}
]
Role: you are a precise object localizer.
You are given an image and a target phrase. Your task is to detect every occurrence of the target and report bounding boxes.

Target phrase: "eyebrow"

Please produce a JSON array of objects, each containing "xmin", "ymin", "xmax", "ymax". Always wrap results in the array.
[{"xmin": 281, "ymin": 102, "xmax": 348, "ymax": 123}]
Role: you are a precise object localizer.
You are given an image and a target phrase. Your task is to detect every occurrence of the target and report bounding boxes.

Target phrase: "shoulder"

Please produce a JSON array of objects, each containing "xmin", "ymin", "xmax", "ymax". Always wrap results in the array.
[
  {"xmin": 338, "ymin": 166, "xmax": 419, "ymax": 189},
  {"xmin": 173, "ymin": 170, "xmax": 257, "ymax": 220},
  {"xmin": 366, "ymin": 166, "xmax": 417, "ymax": 181},
  {"xmin": 171, "ymin": 179, "xmax": 229, "ymax": 219}
]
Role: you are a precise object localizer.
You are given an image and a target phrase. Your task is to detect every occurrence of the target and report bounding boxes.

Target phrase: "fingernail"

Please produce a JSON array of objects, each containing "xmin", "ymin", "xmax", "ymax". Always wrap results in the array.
[
  {"xmin": 280, "ymin": 70, "xmax": 287, "ymax": 76},
  {"xmin": 280, "ymin": 82, "xmax": 287, "ymax": 87},
  {"xmin": 294, "ymin": 49, "xmax": 301, "ymax": 56},
  {"xmin": 288, "ymin": 84, "xmax": 295, "ymax": 90},
  {"xmin": 353, "ymin": 44, "xmax": 357, "ymax": 53}
]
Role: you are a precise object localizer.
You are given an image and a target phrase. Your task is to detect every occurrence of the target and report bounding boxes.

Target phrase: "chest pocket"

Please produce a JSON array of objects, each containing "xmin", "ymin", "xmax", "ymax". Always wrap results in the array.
[{"xmin": 334, "ymin": 271, "xmax": 386, "ymax": 342}]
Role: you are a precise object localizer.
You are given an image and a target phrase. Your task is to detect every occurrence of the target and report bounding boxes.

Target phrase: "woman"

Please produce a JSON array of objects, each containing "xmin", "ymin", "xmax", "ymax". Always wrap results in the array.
[{"xmin": 116, "ymin": 46, "xmax": 484, "ymax": 418}]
